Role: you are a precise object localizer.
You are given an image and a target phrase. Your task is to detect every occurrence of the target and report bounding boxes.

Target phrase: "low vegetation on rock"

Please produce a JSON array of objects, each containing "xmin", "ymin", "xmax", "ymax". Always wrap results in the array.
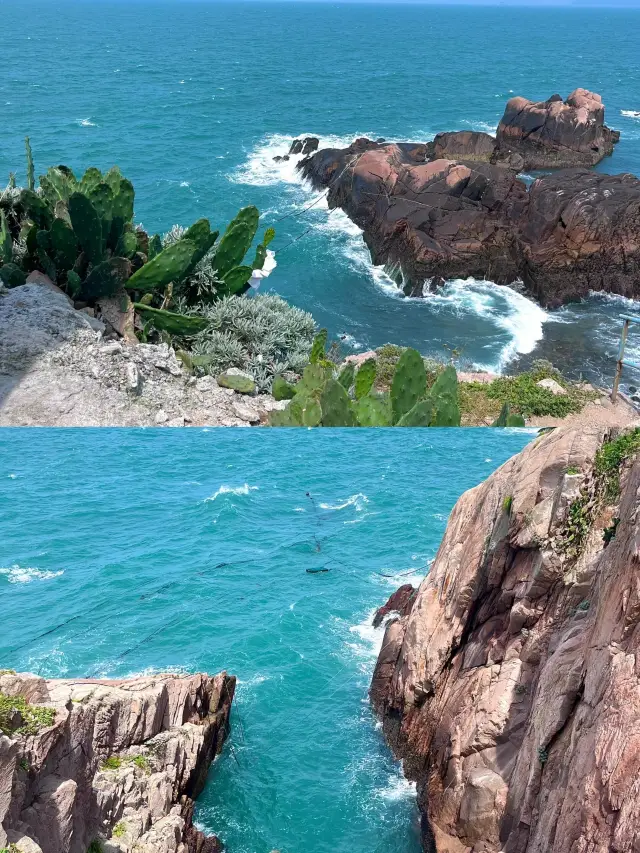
[{"xmin": 0, "ymin": 692, "xmax": 56, "ymax": 735}]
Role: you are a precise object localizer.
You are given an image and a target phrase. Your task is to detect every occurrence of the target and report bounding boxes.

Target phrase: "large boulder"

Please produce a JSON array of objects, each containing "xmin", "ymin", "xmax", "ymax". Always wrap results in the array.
[
  {"xmin": 299, "ymin": 134, "xmax": 640, "ymax": 306},
  {"xmin": 496, "ymin": 89, "xmax": 620, "ymax": 169}
]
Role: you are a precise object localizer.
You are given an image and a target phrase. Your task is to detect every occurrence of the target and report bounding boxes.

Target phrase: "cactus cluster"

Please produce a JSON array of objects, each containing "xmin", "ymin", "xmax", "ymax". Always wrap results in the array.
[
  {"xmin": 492, "ymin": 403, "xmax": 526, "ymax": 428},
  {"xmin": 270, "ymin": 334, "xmax": 463, "ymax": 428},
  {"xmin": 0, "ymin": 139, "xmax": 276, "ymax": 348}
]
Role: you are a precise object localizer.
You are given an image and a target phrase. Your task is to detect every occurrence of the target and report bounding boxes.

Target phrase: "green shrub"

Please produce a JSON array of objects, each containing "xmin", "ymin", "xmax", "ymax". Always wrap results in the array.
[
  {"xmin": 594, "ymin": 428, "xmax": 640, "ymax": 501},
  {"xmin": 100, "ymin": 756, "xmax": 122, "ymax": 771},
  {"xmin": 188, "ymin": 294, "xmax": 315, "ymax": 392},
  {"xmin": 0, "ymin": 693, "xmax": 56, "ymax": 735},
  {"xmin": 112, "ymin": 821, "xmax": 127, "ymax": 839},
  {"xmin": 87, "ymin": 840, "xmax": 103, "ymax": 853},
  {"xmin": 485, "ymin": 374, "xmax": 589, "ymax": 418},
  {"xmin": 502, "ymin": 495, "xmax": 513, "ymax": 514}
]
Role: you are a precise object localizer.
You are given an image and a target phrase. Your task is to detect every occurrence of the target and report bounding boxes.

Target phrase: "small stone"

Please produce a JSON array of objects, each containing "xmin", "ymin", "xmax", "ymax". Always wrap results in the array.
[
  {"xmin": 80, "ymin": 307, "xmax": 96, "ymax": 318},
  {"xmin": 101, "ymin": 342, "xmax": 122, "ymax": 356},
  {"xmin": 166, "ymin": 417, "xmax": 185, "ymax": 427},
  {"xmin": 126, "ymin": 362, "xmax": 141, "ymax": 394},
  {"xmin": 195, "ymin": 375, "xmax": 219, "ymax": 393},
  {"xmin": 217, "ymin": 368, "xmax": 256, "ymax": 395},
  {"xmin": 232, "ymin": 398, "xmax": 260, "ymax": 423},
  {"xmin": 155, "ymin": 410, "xmax": 169, "ymax": 424},
  {"xmin": 536, "ymin": 378, "xmax": 567, "ymax": 395}
]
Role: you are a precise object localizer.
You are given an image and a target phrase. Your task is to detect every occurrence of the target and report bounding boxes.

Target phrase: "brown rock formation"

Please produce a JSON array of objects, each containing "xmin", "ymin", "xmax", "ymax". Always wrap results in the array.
[
  {"xmin": 299, "ymin": 137, "xmax": 640, "ymax": 306},
  {"xmin": 370, "ymin": 412, "xmax": 640, "ymax": 852},
  {"xmin": 0, "ymin": 671, "xmax": 235, "ymax": 853},
  {"xmin": 373, "ymin": 584, "xmax": 417, "ymax": 628},
  {"xmin": 496, "ymin": 89, "xmax": 620, "ymax": 170}
]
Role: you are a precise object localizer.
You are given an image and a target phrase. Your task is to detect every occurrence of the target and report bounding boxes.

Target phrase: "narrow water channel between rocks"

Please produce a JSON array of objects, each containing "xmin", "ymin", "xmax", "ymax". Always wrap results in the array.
[{"xmin": 0, "ymin": 428, "xmax": 533, "ymax": 853}]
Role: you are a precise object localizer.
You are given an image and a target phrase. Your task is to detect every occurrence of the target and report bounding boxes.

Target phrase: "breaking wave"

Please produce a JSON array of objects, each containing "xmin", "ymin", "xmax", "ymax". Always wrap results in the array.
[
  {"xmin": 204, "ymin": 484, "xmax": 259, "ymax": 502},
  {"xmin": 0, "ymin": 565, "xmax": 64, "ymax": 584}
]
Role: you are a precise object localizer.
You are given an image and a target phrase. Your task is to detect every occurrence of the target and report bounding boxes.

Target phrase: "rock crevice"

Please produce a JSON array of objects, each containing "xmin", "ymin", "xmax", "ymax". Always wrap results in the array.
[{"xmin": 0, "ymin": 671, "xmax": 235, "ymax": 853}]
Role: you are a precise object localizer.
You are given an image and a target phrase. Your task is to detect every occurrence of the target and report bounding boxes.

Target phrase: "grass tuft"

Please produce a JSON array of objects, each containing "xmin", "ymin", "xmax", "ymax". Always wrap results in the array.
[{"xmin": 0, "ymin": 693, "xmax": 56, "ymax": 736}]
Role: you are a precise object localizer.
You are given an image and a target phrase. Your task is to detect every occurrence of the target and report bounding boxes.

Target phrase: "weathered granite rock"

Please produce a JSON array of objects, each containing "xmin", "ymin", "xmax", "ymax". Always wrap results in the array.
[
  {"xmin": 372, "ymin": 584, "xmax": 416, "ymax": 628},
  {"xmin": 496, "ymin": 89, "xmax": 620, "ymax": 170},
  {"xmin": 0, "ymin": 284, "xmax": 280, "ymax": 426},
  {"xmin": 371, "ymin": 411, "xmax": 640, "ymax": 853},
  {"xmin": 0, "ymin": 671, "xmax": 235, "ymax": 853},
  {"xmin": 299, "ymin": 139, "xmax": 640, "ymax": 306}
]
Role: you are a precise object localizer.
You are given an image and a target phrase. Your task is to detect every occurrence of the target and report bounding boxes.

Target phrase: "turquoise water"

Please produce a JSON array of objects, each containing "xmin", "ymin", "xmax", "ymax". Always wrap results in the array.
[
  {"xmin": 0, "ymin": 427, "xmax": 533, "ymax": 853},
  {"xmin": 2, "ymin": 2, "xmax": 640, "ymax": 383}
]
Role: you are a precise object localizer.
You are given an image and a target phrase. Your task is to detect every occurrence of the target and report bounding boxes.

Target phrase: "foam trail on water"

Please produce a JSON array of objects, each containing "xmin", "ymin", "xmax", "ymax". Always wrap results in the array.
[
  {"xmin": 204, "ymin": 484, "xmax": 259, "ymax": 502},
  {"xmin": 0, "ymin": 565, "xmax": 64, "ymax": 584}
]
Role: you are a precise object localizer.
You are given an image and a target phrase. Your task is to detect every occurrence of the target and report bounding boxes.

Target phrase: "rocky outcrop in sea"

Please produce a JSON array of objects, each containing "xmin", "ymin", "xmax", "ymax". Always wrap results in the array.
[
  {"xmin": 298, "ymin": 90, "xmax": 638, "ymax": 307},
  {"xmin": 370, "ymin": 410, "xmax": 640, "ymax": 852},
  {"xmin": 0, "ymin": 670, "xmax": 235, "ymax": 853}
]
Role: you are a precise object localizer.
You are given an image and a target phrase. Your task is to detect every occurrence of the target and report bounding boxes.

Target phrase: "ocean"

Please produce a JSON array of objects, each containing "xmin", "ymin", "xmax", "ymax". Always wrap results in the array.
[
  {"xmin": 2, "ymin": 1, "xmax": 640, "ymax": 386},
  {"xmin": 0, "ymin": 426, "xmax": 534, "ymax": 853}
]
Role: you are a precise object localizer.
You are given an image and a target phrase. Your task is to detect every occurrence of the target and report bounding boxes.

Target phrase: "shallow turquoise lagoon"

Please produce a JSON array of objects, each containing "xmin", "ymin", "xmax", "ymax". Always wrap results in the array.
[{"xmin": 0, "ymin": 428, "xmax": 533, "ymax": 853}]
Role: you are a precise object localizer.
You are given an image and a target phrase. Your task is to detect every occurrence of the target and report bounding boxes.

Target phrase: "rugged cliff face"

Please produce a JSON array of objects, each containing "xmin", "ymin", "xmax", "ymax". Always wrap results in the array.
[
  {"xmin": 371, "ymin": 414, "xmax": 640, "ymax": 852},
  {"xmin": 0, "ymin": 671, "xmax": 235, "ymax": 853}
]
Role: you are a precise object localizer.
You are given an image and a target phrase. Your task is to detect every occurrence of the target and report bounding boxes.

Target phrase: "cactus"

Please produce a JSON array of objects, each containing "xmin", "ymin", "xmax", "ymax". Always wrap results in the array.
[
  {"xmin": 272, "ymin": 376, "xmax": 296, "ymax": 401},
  {"xmin": 429, "ymin": 365, "xmax": 460, "ymax": 426},
  {"xmin": 212, "ymin": 206, "xmax": 259, "ymax": 278},
  {"xmin": 397, "ymin": 399, "xmax": 434, "ymax": 427},
  {"xmin": 66, "ymin": 269, "xmax": 82, "ymax": 298},
  {"xmin": 116, "ymin": 228, "xmax": 138, "ymax": 259},
  {"xmin": 81, "ymin": 257, "xmax": 130, "ymax": 301},
  {"xmin": 148, "ymin": 234, "xmax": 163, "ymax": 260},
  {"xmin": 20, "ymin": 189, "xmax": 52, "ymax": 229},
  {"xmin": 252, "ymin": 226, "xmax": 275, "ymax": 270},
  {"xmin": 125, "ymin": 239, "xmax": 196, "ymax": 292},
  {"xmin": 79, "ymin": 167, "xmax": 103, "ymax": 196},
  {"xmin": 356, "ymin": 393, "xmax": 392, "ymax": 426},
  {"xmin": 309, "ymin": 329, "xmax": 328, "ymax": 365},
  {"xmin": 391, "ymin": 348, "xmax": 427, "ymax": 424},
  {"xmin": 50, "ymin": 218, "xmax": 78, "ymax": 271},
  {"xmin": 354, "ymin": 358, "xmax": 376, "ymax": 400},
  {"xmin": 68, "ymin": 192, "xmax": 104, "ymax": 265},
  {"xmin": 290, "ymin": 395, "xmax": 323, "ymax": 427},
  {"xmin": 320, "ymin": 379, "xmax": 357, "ymax": 426},
  {"xmin": 25, "ymin": 137, "xmax": 34, "ymax": 191},
  {"xmin": 296, "ymin": 364, "xmax": 331, "ymax": 397},
  {"xmin": 506, "ymin": 413, "xmax": 526, "ymax": 427},
  {"xmin": 221, "ymin": 265, "xmax": 253, "ymax": 295},
  {"xmin": 0, "ymin": 263, "xmax": 26, "ymax": 288},
  {"xmin": 133, "ymin": 304, "xmax": 209, "ymax": 336},
  {"xmin": 0, "ymin": 211, "xmax": 12, "ymax": 264},
  {"xmin": 39, "ymin": 167, "xmax": 76, "ymax": 206},
  {"xmin": 338, "ymin": 361, "xmax": 355, "ymax": 390},
  {"xmin": 183, "ymin": 219, "xmax": 218, "ymax": 269}
]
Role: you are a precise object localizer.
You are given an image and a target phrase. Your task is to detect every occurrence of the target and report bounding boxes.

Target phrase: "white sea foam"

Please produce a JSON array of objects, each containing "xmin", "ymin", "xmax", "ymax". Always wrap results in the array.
[
  {"xmin": 461, "ymin": 119, "xmax": 499, "ymax": 135},
  {"xmin": 7, "ymin": 474, "xmax": 17, "ymax": 479},
  {"xmin": 0, "ymin": 565, "xmax": 64, "ymax": 584},
  {"xmin": 76, "ymin": 118, "xmax": 97, "ymax": 127},
  {"xmin": 232, "ymin": 133, "xmax": 548, "ymax": 372},
  {"xmin": 621, "ymin": 110, "xmax": 640, "ymax": 119},
  {"xmin": 347, "ymin": 609, "xmax": 385, "ymax": 659},
  {"xmin": 230, "ymin": 131, "xmax": 371, "ymax": 187},
  {"xmin": 204, "ymin": 484, "xmax": 259, "ymax": 502},
  {"xmin": 376, "ymin": 773, "xmax": 417, "ymax": 802},
  {"xmin": 320, "ymin": 493, "xmax": 369, "ymax": 512}
]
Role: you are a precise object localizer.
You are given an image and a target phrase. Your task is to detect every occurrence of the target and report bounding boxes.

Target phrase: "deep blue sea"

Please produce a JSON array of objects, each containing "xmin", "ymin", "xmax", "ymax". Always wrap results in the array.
[
  {"xmin": 0, "ymin": 427, "xmax": 533, "ymax": 853},
  {"xmin": 2, "ymin": 1, "xmax": 640, "ymax": 385}
]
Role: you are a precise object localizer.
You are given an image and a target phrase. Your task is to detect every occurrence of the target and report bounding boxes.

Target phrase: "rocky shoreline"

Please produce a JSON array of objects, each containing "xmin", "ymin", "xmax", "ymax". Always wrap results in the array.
[
  {"xmin": 297, "ymin": 89, "xmax": 639, "ymax": 307},
  {"xmin": 370, "ymin": 407, "xmax": 640, "ymax": 852},
  {"xmin": 0, "ymin": 670, "xmax": 235, "ymax": 853}
]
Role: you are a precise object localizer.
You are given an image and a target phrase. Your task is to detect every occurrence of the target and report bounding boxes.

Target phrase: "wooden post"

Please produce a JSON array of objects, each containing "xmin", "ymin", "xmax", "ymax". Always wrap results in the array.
[{"xmin": 612, "ymin": 318, "xmax": 630, "ymax": 403}]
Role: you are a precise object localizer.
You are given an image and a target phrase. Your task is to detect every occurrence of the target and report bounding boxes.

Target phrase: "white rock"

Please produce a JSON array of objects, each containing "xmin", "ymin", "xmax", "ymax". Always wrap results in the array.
[
  {"xmin": 166, "ymin": 417, "xmax": 185, "ymax": 427},
  {"xmin": 126, "ymin": 362, "xmax": 141, "ymax": 394},
  {"xmin": 536, "ymin": 378, "xmax": 567, "ymax": 396},
  {"xmin": 195, "ymin": 375, "xmax": 219, "ymax": 393},
  {"xmin": 154, "ymin": 410, "xmax": 169, "ymax": 424},
  {"xmin": 232, "ymin": 399, "xmax": 261, "ymax": 423}
]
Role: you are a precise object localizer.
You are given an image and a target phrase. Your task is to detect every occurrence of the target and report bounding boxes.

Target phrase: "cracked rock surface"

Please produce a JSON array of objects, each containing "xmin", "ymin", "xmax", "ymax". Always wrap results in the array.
[
  {"xmin": 371, "ymin": 408, "xmax": 640, "ymax": 852},
  {"xmin": 0, "ymin": 282, "xmax": 285, "ymax": 426},
  {"xmin": 0, "ymin": 671, "xmax": 235, "ymax": 853}
]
